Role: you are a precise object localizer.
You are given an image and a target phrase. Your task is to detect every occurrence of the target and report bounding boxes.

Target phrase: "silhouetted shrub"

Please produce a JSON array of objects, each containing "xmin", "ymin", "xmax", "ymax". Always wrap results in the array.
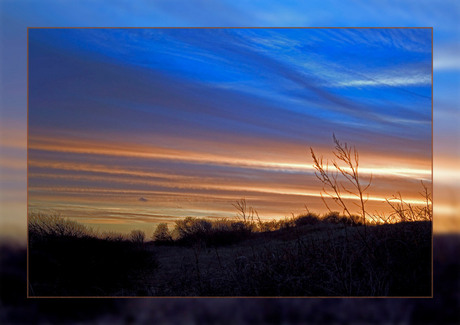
[
  {"xmin": 29, "ymin": 213, "xmax": 90, "ymax": 243},
  {"xmin": 100, "ymin": 231, "xmax": 125, "ymax": 242},
  {"xmin": 294, "ymin": 213, "xmax": 320, "ymax": 226},
  {"xmin": 176, "ymin": 217, "xmax": 210, "ymax": 238},
  {"xmin": 322, "ymin": 211, "xmax": 342, "ymax": 224},
  {"xmin": 152, "ymin": 223, "xmax": 173, "ymax": 244},
  {"xmin": 28, "ymin": 214, "xmax": 158, "ymax": 296},
  {"xmin": 130, "ymin": 230, "xmax": 146, "ymax": 244},
  {"xmin": 170, "ymin": 211, "xmax": 369, "ymax": 248},
  {"xmin": 320, "ymin": 212, "xmax": 363, "ymax": 226},
  {"xmin": 174, "ymin": 217, "xmax": 253, "ymax": 247}
]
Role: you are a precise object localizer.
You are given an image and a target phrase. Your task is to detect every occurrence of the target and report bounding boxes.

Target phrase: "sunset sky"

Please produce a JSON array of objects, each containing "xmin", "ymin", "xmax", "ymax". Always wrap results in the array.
[{"xmin": 27, "ymin": 28, "xmax": 432, "ymax": 233}]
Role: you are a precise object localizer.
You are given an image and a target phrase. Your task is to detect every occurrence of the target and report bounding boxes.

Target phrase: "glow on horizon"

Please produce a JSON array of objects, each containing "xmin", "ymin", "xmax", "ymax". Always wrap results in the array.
[
  {"xmin": 29, "ymin": 137, "xmax": 431, "ymax": 180},
  {"xmin": 29, "ymin": 182, "xmax": 430, "ymax": 206}
]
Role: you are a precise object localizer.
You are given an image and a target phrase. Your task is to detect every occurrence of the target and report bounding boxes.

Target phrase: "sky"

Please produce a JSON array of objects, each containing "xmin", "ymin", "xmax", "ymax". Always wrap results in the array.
[
  {"xmin": 0, "ymin": 0, "xmax": 458, "ymax": 241},
  {"xmin": 26, "ymin": 28, "xmax": 432, "ymax": 234}
]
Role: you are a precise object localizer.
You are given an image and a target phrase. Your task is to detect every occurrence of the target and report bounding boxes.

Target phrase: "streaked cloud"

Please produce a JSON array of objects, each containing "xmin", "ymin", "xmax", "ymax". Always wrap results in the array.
[{"xmin": 336, "ymin": 74, "xmax": 431, "ymax": 88}]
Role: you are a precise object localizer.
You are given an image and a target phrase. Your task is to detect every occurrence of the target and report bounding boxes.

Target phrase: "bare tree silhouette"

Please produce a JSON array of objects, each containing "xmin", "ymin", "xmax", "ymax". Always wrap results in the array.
[{"xmin": 310, "ymin": 134, "xmax": 372, "ymax": 226}]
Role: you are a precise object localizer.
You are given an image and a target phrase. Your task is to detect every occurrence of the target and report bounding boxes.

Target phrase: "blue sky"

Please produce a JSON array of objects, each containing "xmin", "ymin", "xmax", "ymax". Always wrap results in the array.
[{"xmin": 28, "ymin": 28, "xmax": 431, "ymax": 149}]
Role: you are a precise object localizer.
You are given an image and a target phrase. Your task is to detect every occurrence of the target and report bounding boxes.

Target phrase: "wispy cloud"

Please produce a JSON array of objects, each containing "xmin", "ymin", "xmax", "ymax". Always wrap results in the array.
[{"xmin": 336, "ymin": 74, "xmax": 431, "ymax": 88}]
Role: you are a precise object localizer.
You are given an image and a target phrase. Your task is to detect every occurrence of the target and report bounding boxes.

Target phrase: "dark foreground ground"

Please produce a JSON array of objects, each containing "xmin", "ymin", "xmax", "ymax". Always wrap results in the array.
[
  {"xmin": 1, "ymin": 234, "xmax": 458, "ymax": 324},
  {"xmin": 148, "ymin": 221, "xmax": 432, "ymax": 296},
  {"xmin": 28, "ymin": 220, "xmax": 432, "ymax": 297}
]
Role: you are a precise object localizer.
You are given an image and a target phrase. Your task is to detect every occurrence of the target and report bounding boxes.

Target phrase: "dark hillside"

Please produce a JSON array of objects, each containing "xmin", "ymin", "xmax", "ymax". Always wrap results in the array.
[
  {"xmin": 148, "ymin": 220, "xmax": 431, "ymax": 296},
  {"xmin": 27, "ymin": 212, "xmax": 431, "ymax": 297}
]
